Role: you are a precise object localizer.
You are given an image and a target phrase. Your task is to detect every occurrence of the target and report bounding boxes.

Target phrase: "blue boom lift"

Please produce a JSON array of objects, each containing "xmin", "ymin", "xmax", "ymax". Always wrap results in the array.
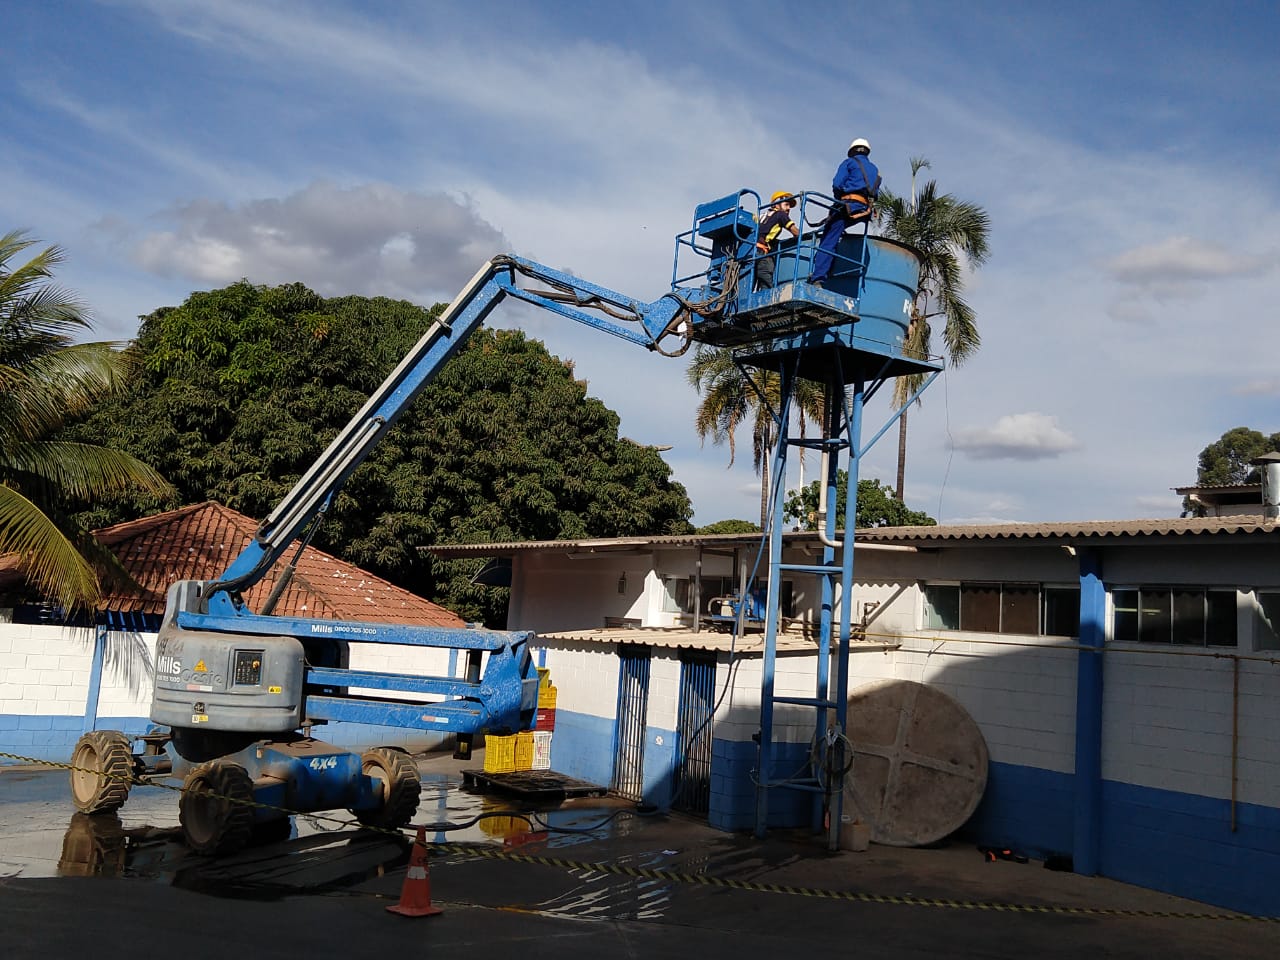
[{"xmin": 67, "ymin": 189, "xmax": 942, "ymax": 854}]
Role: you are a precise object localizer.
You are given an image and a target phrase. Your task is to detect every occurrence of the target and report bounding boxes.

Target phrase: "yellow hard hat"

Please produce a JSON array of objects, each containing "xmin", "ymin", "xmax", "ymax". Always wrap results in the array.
[{"xmin": 770, "ymin": 191, "xmax": 795, "ymax": 204}]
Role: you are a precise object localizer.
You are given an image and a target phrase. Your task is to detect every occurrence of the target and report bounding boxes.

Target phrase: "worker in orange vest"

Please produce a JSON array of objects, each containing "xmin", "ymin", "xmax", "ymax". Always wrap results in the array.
[{"xmin": 809, "ymin": 137, "xmax": 880, "ymax": 288}]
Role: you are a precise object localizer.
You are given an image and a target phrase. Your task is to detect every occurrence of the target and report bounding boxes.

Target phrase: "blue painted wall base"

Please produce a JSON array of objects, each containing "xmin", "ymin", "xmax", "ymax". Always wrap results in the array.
[
  {"xmin": 0, "ymin": 714, "xmax": 151, "ymax": 764},
  {"xmin": 709, "ymin": 738, "xmax": 815, "ymax": 832},
  {"xmin": 958, "ymin": 760, "xmax": 1280, "ymax": 917}
]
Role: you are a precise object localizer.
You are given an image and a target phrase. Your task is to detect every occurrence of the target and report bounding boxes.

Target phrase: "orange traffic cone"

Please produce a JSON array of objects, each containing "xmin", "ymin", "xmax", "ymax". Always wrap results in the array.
[{"xmin": 386, "ymin": 826, "xmax": 443, "ymax": 917}]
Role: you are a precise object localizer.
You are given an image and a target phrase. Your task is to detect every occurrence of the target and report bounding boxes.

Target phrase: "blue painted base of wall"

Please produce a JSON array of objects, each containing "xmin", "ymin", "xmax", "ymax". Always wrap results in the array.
[
  {"xmin": 546, "ymin": 711, "xmax": 614, "ymax": 790},
  {"xmin": 0, "ymin": 715, "xmax": 152, "ymax": 764},
  {"xmin": 544, "ymin": 710, "xmax": 676, "ymax": 806},
  {"xmin": 958, "ymin": 760, "xmax": 1280, "ymax": 918},
  {"xmin": 1099, "ymin": 779, "xmax": 1280, "ymax": 918},
  {"xmin": 709, "ymin": 738, "xmax": 817, "ymax": 832},
  {"xmin": 960, "ymin": 760, "xmax": 1075, "ymax": 860},
  {"xmin": 0, "ymin": 714, "xmax": 451, "ymax": 765}
]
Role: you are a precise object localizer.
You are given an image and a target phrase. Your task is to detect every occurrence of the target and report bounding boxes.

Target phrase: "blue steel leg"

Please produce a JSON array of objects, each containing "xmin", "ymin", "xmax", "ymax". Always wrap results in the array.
[
  {"xmin": 826, "ymin": 378, "xmax": 865, "ymax": 849},
  {"xmin": 83, "ymin": 624, "xmax": 107, "ymax": 734},
  {"xmin": 838, "ymin": 379, "xmax": 865, "ymax": 708},
  {"xmin": 811, "ymin": 383, "xmax": 841, "ymax": 833},
  {"xmin": 754, "ymin": 369, "xmax": 794, "ymax": 839}
]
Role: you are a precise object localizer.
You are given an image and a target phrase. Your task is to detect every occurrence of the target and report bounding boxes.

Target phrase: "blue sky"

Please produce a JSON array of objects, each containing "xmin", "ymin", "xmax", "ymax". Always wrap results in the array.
[{"xmin": 6, "ymin": 0, "xmax": 1279, "ymax": 526}]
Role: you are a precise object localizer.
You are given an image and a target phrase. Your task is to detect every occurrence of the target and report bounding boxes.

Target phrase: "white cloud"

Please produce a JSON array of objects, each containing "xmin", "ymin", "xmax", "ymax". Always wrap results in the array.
[
  {"xmin": 1100, "ymin": 236, "xmax": 1276, "ymax": 322},
  {"xmin": 131, "ymin": 182, "xmax": 509, "ymax": 300},
  {"xmin": 1234, "ymin": 378, "xmax": 1280, "ymax": 397},
  {"xmin": 1105, "ymin": 235, "xmax": 1273, "ymax": 285},
  {"xmin": 951, "ymin": 413, "xmax": 1080, "ymax": 462}
]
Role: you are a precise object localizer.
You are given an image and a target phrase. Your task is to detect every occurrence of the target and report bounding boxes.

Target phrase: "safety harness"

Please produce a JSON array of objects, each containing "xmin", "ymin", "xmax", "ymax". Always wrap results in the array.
[{"xmin": 837, "ymin": 156, "xmax": 881, "ymax": 221}]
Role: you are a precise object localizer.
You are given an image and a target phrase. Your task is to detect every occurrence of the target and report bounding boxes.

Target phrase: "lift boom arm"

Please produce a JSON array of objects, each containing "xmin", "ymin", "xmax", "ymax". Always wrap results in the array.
[{"xmin": 203, "ymin": 254, "xmax": 686, "ymax": 615}]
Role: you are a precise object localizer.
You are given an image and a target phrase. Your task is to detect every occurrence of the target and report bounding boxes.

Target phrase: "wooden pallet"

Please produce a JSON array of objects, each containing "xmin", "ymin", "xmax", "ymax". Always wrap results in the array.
[{"xmin": 462, "ymin": 769, "xmax": 608, "ymax": 801}]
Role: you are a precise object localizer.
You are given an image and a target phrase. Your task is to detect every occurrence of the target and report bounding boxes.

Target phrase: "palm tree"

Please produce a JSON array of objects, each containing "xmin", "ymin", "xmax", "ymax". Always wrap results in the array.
[
  {"xmin": 877, "ymin": 158, "xmax": 991, "ymax": 500},
  {"xmin": 0, "ymin": 229, "xmax": 171, "ymax": 612},
  {"xmin": 687, "ymin": 346, "xmax": 824, "ymax": 526}
]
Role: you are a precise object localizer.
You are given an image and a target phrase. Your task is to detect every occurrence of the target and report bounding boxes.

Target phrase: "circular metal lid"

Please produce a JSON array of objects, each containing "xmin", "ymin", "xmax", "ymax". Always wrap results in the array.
[{"xmin": 841, "ymin": 679, "xmax": 989, "ymax": 847}]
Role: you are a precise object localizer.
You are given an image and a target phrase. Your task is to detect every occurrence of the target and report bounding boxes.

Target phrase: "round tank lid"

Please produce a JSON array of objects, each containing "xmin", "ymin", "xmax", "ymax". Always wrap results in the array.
[{"xmin": 841, "ymin": 679, "xmax": 989, "ymax": 847}]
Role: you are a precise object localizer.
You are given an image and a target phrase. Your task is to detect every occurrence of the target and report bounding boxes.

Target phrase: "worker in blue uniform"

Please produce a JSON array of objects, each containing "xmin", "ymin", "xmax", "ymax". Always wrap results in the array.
[
  {"xmin": 809, "ymin": 138, "xmax": 881, "ymax": 288},
  {"xmin": 754, "ymin": 191, "xmax": 800, "ymax": 290}
]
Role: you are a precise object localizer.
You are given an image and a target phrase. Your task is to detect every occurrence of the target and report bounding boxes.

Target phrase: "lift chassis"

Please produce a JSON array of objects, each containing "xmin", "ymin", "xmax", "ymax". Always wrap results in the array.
[{"xmin": 69, "ymin": 189, "xmax": 942, "ymax": 854}]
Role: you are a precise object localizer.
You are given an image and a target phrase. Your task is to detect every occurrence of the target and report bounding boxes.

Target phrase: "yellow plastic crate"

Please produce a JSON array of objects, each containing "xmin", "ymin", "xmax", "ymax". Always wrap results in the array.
[
  {"xmin": 536, "ymin": 667, "xmax": 552, "ymax": 690},
  {"xmin": 514, "ymin": 731, "xmax": 535, "ymax": 771},
  {"xmin": 537, "ymin": 684, "xmax": 558, "ymax": 709},
  {"xmin": 479, "ymin": 814, "xmax": 523, "ymax": 838},
  {"xmin": 484, "ymin": 734, "xmax": 517, "ymax": 773}
]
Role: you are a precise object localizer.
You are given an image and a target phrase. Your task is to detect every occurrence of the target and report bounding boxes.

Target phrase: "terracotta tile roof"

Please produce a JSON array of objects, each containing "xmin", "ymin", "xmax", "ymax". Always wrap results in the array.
[{"xmin": 2, "ymin": 502, "xmax": 463, "ymax": 626}]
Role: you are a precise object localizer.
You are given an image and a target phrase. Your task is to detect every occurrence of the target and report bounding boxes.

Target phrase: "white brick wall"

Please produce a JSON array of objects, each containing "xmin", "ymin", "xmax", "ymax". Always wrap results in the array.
[
  {"xmin": 851, "ymin": 631, "xmax": 1079, "ymax": 775},
  {"xmin": 538, "ymin": 642, "xmax": 619, "ymax": 719},
  {"xmin": 96, "ymin": 632, "xmax": 157, "ymax": 718},
  {"xmin": 1103, "ymin": 650, "xmax": 1279, "ymax": 805},
  {"xmin": 0, "ymin": 624, "xmax": 101, "ymax": 717},
  {"xmin": 346, "ymin": 641, "xmax": 458, "ymax": 701},
  {"xmin": 645, "ymin": 652, "xmax": 680, "ymax": 732}
]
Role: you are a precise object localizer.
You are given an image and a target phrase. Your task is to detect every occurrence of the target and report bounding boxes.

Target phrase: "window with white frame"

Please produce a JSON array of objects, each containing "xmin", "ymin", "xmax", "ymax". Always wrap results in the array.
[
  {"xmin": 1110, "ymin": 587, "xmax": 1237, "ymax": 646},
  {"xmin": 922, "ymin": 582, "xmax": 1080, "ymax": 637},
  {"xmin": 1252, "ymin": 591, "xmax": 1280, "ymax": 651},
  {"xmin": 661, "ymin": 576, "xmax": 691, "ymax": 614}
]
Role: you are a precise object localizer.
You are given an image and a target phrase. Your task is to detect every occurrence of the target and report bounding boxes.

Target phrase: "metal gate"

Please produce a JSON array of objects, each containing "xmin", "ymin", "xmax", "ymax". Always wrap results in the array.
[
  {"xmin": 673, "ymin": 650, "xmax": 716, "ymax": 815},
  {"xmin": 610, "ymin": 645, "xmax": 651, "ymax": 801}
]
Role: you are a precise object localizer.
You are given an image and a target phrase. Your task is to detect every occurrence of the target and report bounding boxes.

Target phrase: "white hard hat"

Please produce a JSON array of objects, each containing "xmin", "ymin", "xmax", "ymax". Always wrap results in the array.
[{"xmin": 849, "ymin": 137, "xmax": 871, "ymax": 153}]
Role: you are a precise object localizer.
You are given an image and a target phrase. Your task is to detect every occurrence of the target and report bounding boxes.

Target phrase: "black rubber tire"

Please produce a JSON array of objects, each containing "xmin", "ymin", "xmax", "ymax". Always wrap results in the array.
[
  {"xmin": 352, "ymin": 746, "xmax": 421, "ymax": 829},
  {"xmin": 58, "ymin": 812, "xmax": 128, "ymax": 877},
  {"xmin": 69, "ymin": 731, "xmax": 135, "ymax": 814},
  {"xmin": 179, "ymin": 761, "xmax": 255, "ymax": 856}
]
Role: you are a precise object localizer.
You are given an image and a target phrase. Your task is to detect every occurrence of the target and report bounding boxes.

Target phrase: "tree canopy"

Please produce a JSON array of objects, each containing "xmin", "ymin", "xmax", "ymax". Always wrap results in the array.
[
  {"xmin": 1195, "ymin": 427, "xmax": 1280, "ymax": 486},
  {"xmin": 696, "ymin": 518, "xmax": 761, "ymax": 535},
  {"xmin": 877, "ymin": 158, "xmax": 990, "ymax": 500},
  {"xmin": 63, "ymin": 280, "xmax": 693, "ymax": 624},
  {"xmin": 0, "ymin": 229, "xmax": 170, "ymax": 612},
  {"xmin": 686, "ymin": 345, "xmax": 824, "ymax": 526},
  {"xmin": 783, "ymin": 472, "xmax": 936, "ymax": 530},
  {"xmin": 1184, "ymin": 426, "xmax": 1280, "ymax": 517}
]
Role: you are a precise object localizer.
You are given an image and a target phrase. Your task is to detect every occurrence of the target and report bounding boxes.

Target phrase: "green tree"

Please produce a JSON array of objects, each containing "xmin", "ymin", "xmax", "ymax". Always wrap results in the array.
[
  {"xmin": 0, "ymin": 230, "xmax": 170, "ymax": 612},
  {"xmin": 64, "ymin": 281, "xmax": 693, "ymax": 625},
  {"xmin": 784, "ymin": 472, "xmax": 936, "ymax": 530},
  {"xmin": 1184, "ymin": 426, "xmax": 1280, "ymax": 516},
  {"xmin": 697, "ymin": 518, "xmax": 760, "ymax": 534},
  {"xmin": 687, "ymin": 345, "xmax": 825, "ymax": 527},
  {"xmin": 877, "ymin": 158, "xmax": 991, "ymax": 500}
]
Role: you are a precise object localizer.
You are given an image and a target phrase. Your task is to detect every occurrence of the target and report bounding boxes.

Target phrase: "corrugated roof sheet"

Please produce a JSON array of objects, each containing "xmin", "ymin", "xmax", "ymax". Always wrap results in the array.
[
  {"xmin": 537, "ymin": 626, "xmax": 870, "ymax": 654},
  {"xmin": 424, "ymin": 515, "xmax": 1278, "ymax": 557},
  {"xmin": 0, "ymin": 501, "xmax": 464, "ymax": 627}
]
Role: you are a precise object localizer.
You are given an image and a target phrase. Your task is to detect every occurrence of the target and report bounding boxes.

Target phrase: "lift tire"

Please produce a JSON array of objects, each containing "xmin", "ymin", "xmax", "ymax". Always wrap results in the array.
[
  {"xmin": 58, "ymin": 812, "xmax": 128, "ymax": 877},
  {"xmin": 180, "ymin": 761, "xmax": 255, "ymax": 856},
  {"xmin": 69, "ymin": 730, "xmax": 135, "ymax": 814},
  {"xmin": 353, "ymin": 746, "xmax": 421, "ymax": 830}
]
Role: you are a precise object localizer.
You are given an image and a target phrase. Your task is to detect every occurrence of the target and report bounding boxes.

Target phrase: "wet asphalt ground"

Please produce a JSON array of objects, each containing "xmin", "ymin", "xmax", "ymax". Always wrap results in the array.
[{"xmin": 2, "ymin": 751, "xmax": 1278, "ymax": 959}]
